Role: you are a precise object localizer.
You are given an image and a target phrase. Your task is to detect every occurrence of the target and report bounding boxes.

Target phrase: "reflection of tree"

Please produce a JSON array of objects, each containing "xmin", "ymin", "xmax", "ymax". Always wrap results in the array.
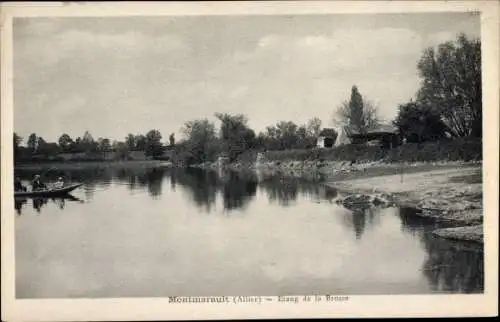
[
  {"xmin": 420, "ymin": 234, "xmax": 484, "ymax": 293},
  {"xmin": 260, "ymin": 176, "xmax": 299, "ymax": 206},
  {"xmin": 15, "ymin": 198, "xmax": 27, "ymax": 215},
  {"xmin": 32, "ymin": 198, "xmax": 48, "ymax": 213},
  {"xmin": 222, "ymin": 171, "xmax": 258, "ymax": 211},
  {"xmin": 170, "ymin": 169, "xmax": 177, "ymax": 191},
  {"xmin": 397, "ymin": 208, "xmax": 484, "ymax": 293},
  {"xmin": 145, "ymin": 168, "xmax": 164, "ymax": 197},
  {"xmin": 323, "ymin": 185, "xmax": 338, "ymax": 201},
  {"xmin": 341, "ymin": 207, "xmax": 375, "ymax": 240},
  {"xmin": 171, "ymin": 168, "xmax": 219, "ymax": 211},
  {"xmin": 16, "ymin": 196, "xmax": 83, "ymax": 215},
  {"xmin": 115, "ymin": 168, "xmax": 139, "ymax": 184},
  {"xmin": 53, "ymin": 197, "xmax": 65, "ymax": 209},
  {"xmin": 128, "ymin": 174, "xmax": 138, "ymax": 190},
  {"xmin": 398, "ymin": 207, "xmax": 443, "ymax": 236},
  {"xmin": 257, "ymin": 170, "xmax": 333, "ymax": 206}
]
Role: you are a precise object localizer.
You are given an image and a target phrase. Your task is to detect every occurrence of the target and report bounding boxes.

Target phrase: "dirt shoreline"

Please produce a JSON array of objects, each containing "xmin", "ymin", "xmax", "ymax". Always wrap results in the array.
[{"xmin": 325, "ymin": 165, "xmax": 483, "ymax": 243}]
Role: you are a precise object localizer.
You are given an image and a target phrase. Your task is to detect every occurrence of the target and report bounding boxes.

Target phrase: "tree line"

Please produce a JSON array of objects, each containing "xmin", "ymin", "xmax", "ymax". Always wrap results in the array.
[
  {"xmin": 14, "ymin": 33, "xmax": 481, "ymax": 163},
  {"xmin": 14, "ymin": 115, "xmax": 325, "ymax": 163},
  {"xmin": 395, "ymin": 33, "xmax": 481, "ymax": 142},
  {"xmin": 14, "ymin": 129, "xmax": 173, "ymax": 161},
  {"xmin": 174, "ymin": 114, "xmax": 324, "ymax": 165},
  {"xmin": 175, "ymin": 33, "xmax": 481, "ymax": 165},
  {"xmin": 333, "ymin": 33, "xmax": 481, "ymax": 143}
]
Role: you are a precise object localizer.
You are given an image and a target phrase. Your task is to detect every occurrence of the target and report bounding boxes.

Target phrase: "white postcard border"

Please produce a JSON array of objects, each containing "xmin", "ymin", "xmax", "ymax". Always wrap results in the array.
[{"xmin": 1, "ymin": 1, "xmax": 498, "ymax": 320}]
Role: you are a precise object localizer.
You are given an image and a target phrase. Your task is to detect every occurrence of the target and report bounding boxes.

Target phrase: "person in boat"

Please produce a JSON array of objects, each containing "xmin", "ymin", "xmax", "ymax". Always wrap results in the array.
[
  {"xmin": 54, "ymin": 177, "xmax": 65, "ymax": 189},
  {"xmin": 14, "ymin": 177, "xmax": 27, "ymax": 192},
  {"xmin": 31, "ymin": 174, "xmax": 47, "ymax": 191}
]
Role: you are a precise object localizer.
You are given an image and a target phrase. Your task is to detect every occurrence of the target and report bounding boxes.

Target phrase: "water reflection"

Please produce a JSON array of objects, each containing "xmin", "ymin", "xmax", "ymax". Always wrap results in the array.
[
  {"xmin": 16, "ymin": 167, "xmax": 329, "ymax": 211},
  {"xmin": 221, "ymin": 171, "xmax": 258, "ymax": 211},
  {"xmin": 15, "ymin": 195, "xmax": 84, "ymax": 215},
  {"xmin": 143, "ymin": 168, "xmax": 164, "ymax": 198},
  {"xmin": 14, "ymin": 198, "xmax": 27, "ymax": 215},
  {"xmin": 421, "ymin": 236, "xmax": 483, "ymax": 293},
  {"xmin": 341, "ymin": 207, "xmax": 377, "ymax": 240},
  {"xmin": 32, "ymin": 198, "xmax": 49, "ymax": 213},
  {"xmin": 258, "ymin": 171, "xmax": 332, "ymax": 206},
  {"xmin": 15, "ymin": 166, "xmax": 483, "ymax": 294},
  {"xmin": 397, "ymin": 207, "xmax": 483, "ymax": 293}
]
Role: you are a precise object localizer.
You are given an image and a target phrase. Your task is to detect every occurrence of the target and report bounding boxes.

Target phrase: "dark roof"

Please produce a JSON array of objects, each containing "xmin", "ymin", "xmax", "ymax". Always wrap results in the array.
[
  {"xmin": 318, "ymin": 128, "xmax": 337, "ymax": 137},
  {"xmin": 348, "ymin": 124, "xmax": 398, "ymax": 136}
]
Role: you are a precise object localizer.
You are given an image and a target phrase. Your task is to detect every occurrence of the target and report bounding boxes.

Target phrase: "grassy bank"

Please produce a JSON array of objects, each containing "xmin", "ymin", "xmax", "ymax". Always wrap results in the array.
[{"xmin": 258, "ymin": 138, "xmax": 482, "ymax": 163}]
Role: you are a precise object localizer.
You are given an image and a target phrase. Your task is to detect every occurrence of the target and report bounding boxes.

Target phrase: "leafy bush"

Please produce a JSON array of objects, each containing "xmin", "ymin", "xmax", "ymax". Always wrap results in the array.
[{"xmin": 261, "ymin": 139, "xmax": 481, "ymax": 163}]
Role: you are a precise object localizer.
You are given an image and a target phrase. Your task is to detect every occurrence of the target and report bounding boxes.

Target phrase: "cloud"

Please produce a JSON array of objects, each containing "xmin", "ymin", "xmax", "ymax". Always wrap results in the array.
[
  {"xmin": 14, "ymin": 18, "xmax": 61, "ymax": 37},
  {"xmin": 16, "ymin": 28, "xmax": 187, "ymax": 67},
  {"xmin": 199, "ymin": 27, "xmax": 423, "ymax": 128},
  {"xmin": 427, "ymin": 31, "xmax": 457, "ymax": 47},
  {"xmin": 15, "ymin": 16, "xmax": 476, "ymax": 142},
  {"xmin": 207, "ymin": 27, "xmax": 422, "ymax": 81}
]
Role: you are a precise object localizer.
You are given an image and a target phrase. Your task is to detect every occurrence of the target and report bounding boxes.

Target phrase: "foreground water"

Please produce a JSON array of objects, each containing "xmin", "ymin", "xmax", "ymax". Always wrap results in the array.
[{"xmin": 14, "ymin": 166, "xmax": 483, "ymax": 298}]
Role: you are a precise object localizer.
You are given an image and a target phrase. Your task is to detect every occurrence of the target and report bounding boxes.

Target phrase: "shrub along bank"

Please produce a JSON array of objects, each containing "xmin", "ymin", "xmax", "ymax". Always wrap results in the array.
[{"xmin": 253, "ymin": 138, "xmax": 481, "ymax": 164}]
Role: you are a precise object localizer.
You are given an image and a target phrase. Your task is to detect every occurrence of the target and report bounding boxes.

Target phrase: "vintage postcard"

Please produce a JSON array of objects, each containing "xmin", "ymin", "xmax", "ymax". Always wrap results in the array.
[{"xmin": 1, "ymin": 1, "xmax": 498, "ymax": 320}]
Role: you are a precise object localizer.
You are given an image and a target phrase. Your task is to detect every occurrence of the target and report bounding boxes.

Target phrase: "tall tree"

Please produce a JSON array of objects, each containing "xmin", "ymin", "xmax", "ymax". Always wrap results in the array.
[
  {"xmin": 215, "ymin": 113, "xmax": 255, "ymax": 161},
  {"xmin": 305, "ymin": 117, "xmax": 322, "ymax": 147},
  {"xmin": 415, "ymin": 33, "xmax": 481, "ymax": 137},
  {"xmin": 169, "ymin": 133, "xmax": 175, "ymax": 147},
  {"xmin": 276, "ymin": 121, "xmax": 298, "ymax": 149},
  {"xmin": 306, "ymin": 117, "xmax": 322, "ymax": 137},
  {"xmin": 98, "ymin": 137, "xmax": 112, "ymax": 152},
  {"xmin": 73, "ymin": 137, "xmax": 82, "ymax": 152},
  {"xmin": 82, "ymin": 131, "xmax": 97, "ymax": 152},
  {"xmin": 13, "ymin": 133, "xmax": 22, "ymax": 160},
  {"xmin": 58, "ymin": 133, "xmax": 74, "ymax": 152},
  {"xmin": 349, "ymin": 85, "xmax": 365, "ymax": 132},
  {"xmin": 125, "ymin": 134, "xmax": 136, "ymax": 150},
  {"xmin": 113, "ymin": 141, "xmax": 129, "ymax": 160},
  {"xmin": 182, "ymin": 119, "xmax": 217, "ymax": 163},
  {"xmin": 333, "ymin": 85, "xmax": 380, "ymax": 134},
  {"xmin": 36, "ymin": 136, "xmax": 46, "ymax": 148},
  {"xmin": 27, "ymin": 133, "xmax": 37, "ymax": 153},
  {"xmin": 134, "ymin": 134, "xmax": 147, "ymax": 150},
  {"xmin": 145, "ymin": 129, "xmax": 163, "ymax": 158},
  {"xmin": 394, "ymin": 101, "xmax": 448, "ymax": 142}
]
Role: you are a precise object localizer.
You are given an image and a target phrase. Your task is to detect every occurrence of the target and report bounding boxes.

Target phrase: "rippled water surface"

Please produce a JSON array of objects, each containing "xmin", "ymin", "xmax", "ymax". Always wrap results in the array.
[{"xmin": 14, "ymin": 166, "xmax": 484, "ymax": 298}]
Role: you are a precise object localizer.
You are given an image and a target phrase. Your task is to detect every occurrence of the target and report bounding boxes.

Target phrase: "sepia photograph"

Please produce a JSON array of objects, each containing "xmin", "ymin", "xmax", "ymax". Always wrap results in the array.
[{"xmin": 1, "ymin": 1, "xmax": 498, "ymax": 320}]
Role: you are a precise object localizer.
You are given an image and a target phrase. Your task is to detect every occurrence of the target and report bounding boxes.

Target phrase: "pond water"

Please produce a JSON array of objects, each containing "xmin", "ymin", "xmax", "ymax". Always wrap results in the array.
[{"xmin": 14, "ymin": 166, "xmax": 484, "ymax": 298}]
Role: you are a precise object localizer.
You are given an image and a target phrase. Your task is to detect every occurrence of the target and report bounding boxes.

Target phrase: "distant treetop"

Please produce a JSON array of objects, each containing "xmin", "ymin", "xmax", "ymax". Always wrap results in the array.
[{"xmin": 318, "ymin": 128, "xmax": 337, "ymax": 137}]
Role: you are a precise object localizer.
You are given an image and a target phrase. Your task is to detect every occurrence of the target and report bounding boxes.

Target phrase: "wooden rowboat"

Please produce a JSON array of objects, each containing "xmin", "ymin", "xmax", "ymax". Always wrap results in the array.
[{"xmin": 14, "ymin": 183, "xmax": 83, "ymax": 198}]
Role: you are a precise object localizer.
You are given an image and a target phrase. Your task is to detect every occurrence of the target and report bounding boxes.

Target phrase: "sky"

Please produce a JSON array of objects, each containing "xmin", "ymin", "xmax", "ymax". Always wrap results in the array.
[{"xmin": 13, "ymin": 13, "xmax": 480, "ymax": 144}]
